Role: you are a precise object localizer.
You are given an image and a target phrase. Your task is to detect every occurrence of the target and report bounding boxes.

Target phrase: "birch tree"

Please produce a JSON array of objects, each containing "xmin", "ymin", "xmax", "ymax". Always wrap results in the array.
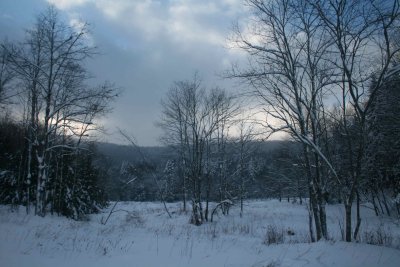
[
  {"xmin": 4, "ymin": 6, "xmax": 117, "ymax": 217},
  {"xmin": 159, "ymin": 76, "xmax": 238, "ymax": 225},
  {"xmin": 230, "ymin": 0, "xmax": 333, "ymax": 241},
  {"xmin": 312, "ymin": 0, "xmax": 400, "ymax": 241}
]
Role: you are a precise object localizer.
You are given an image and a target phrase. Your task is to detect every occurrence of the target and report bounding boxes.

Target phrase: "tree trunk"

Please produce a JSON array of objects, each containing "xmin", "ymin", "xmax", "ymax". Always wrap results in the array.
[
  {"xmin": 371, "ymin": 193, "xmax": 379, "ymax": 216},
  {"xmin": 353, "ymin": 191, "xmax": 361, "ymax": 240},
  {"xmin": 240, "ymin": 183, "xmax": 244, "ymax": 218},
  {"xmin": 345, "ymin": 202, "xmax": 352, "ymax": 242},
  {"xmin": 311, "ymin": 193, "xmax": 322, "ymax": 240},
  {"xmin": 380, "ymin": 189, "xmax": 391, "ymax": 216},
  {"xmin": 205, "ymin": 173, "xmax": 211, "ymax": 222},
  {"xmin": 308, "ymin": 202, "xmax": 315, "ymax": 242},
  {"xmin": 376, "ymin": 192, "xmax": 385, "ymax": 214},
  {"xmin": 183, "ymin": 179, "xmax": 187, "ymax": 212},
  {"xmin": 319, "ymin": 202, "xmax": 328, "ymax": 239}
]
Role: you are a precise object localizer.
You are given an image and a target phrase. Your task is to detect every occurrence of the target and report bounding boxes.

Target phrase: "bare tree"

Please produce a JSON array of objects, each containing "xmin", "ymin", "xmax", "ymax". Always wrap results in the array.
[
  {"xmin": 159, "ymin": 76, "xmax": 209, "ymax": 224},
  {"xmin": 0, "ymin": 42, "xmax": 15, "ymax": 105},
  {"xmin": 159, "ymin": 75, "xmax": 238, "ymax": 225},
  {"xmin": 159, "ymin": 80, "xmax": 191, "ymax": 211},
  {"xmin": 231, "ymin": 0, "xmax": 400, "ymax": 242},
  {"xmin": 5, "ymin": 6, "xmax": 118, "ymax": 216},
  {"xmin": 206, "ymin": 87, "xmax": 238, "ymax": 219},
  {"xmin": 312, "ymin": 0, "xmax": 400, "ymax": 242},
  {"xmin": 234, "ymin": 119, "xmax": 257, "ymax": 217},
  {"xmin": 229, "ymin": 0, "xmax": 334, "ymax": 241}
]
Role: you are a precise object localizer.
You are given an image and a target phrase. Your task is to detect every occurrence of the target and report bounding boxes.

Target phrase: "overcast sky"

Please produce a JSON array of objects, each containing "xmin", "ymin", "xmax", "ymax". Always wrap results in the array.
[{"xmin": 0, "ymin": 0, "xmax": 250, "ymax": 146}]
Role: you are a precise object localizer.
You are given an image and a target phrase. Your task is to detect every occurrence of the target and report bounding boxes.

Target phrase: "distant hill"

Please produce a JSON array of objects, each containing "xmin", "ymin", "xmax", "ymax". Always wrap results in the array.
[
  {"xmin": 92, "ymin": 139, "xmax": 299, "ymax": 201},
  {"xmin": 95, "ymin": 142, "xmax": 171, "ymax": 164},
  {"xmin": 95, "ymin": 140, "xmax": 290, "ymax": 166}
]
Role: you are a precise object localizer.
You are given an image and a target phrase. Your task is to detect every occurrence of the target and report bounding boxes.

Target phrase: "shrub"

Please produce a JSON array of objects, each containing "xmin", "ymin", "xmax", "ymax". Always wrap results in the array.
[
  {"xmin": 363, "ymin": 227, "xmax": 393, "ymax": 247},
  {"xmin": 264, "ymin": 225, "xmax": 284, "ymax": 245},
  {"xmin": 125, "ymin": 211, "xmax": 145, "ymax": 227}
]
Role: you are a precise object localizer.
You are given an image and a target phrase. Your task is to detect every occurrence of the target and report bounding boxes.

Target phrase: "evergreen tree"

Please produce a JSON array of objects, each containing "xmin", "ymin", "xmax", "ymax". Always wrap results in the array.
[{"xmin": 364, "ymin": 73, "xmax": 400, "ymax": 215}]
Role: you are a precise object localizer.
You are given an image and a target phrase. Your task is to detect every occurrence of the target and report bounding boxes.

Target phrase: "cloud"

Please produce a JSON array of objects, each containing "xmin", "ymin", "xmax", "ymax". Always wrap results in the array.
[
  {"xmin": 69, "ymin": 17, "xmax": 95, "ymax": 46},
  {"xmin": 48, "ymin": 0, "xmax": 246, "ymax": 47},
  {"xmin": 47, "ymin": 0, "xmax": 90, "ymax": 10},
  {"xmin": 42, "ymin": 0, "xmax": 250, "ymax": 145},
  {"xmin": 1, "ymin": 0, "xmax": 252, "ymax": 145},
  {"xmin": 165, "ymin": 2, "xmax": 223, "ymax": 46}
]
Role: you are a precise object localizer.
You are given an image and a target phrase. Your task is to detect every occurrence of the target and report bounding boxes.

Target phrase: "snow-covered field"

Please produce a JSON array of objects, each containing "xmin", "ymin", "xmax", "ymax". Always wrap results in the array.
[{"xmin": 1, "ymin": 200, "xmax": 399, "ymax": 267}]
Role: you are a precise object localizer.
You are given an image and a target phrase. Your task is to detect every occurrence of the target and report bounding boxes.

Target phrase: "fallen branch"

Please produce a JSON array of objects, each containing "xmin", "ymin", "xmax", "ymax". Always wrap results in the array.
[
  {"xmin": 211, "ymin": 199, "xmax": 233, "ymax": 222},
  {"xmin": 101, "ymin": 202, "xmax": 118, "ymax": 225}
]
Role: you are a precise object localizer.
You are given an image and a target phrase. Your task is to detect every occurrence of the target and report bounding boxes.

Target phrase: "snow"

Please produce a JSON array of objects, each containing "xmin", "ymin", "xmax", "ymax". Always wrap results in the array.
[{"xmin": 0, "ymin": 200, "xmax": 399, "ymax": 267}]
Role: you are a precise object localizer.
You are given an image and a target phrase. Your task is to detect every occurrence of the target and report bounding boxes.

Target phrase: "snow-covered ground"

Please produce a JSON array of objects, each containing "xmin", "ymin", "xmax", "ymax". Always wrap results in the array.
[{"xmin": 0, "ymin": 200, "xmax": 399, "ymax": 267}]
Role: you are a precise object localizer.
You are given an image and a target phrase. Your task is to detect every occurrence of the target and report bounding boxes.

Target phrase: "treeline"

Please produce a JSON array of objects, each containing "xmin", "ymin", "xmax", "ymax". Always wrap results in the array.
[
  {"xmin": 93, "ymin": 140, "xmax": 306, "ymax": 204},
  {"xmin": 0, "ymin": 118, "xmax": 109, "ymax": 219},
  {"xmin": 0, "ymin": 7, "xmax": 117, "ymax": 219}
]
